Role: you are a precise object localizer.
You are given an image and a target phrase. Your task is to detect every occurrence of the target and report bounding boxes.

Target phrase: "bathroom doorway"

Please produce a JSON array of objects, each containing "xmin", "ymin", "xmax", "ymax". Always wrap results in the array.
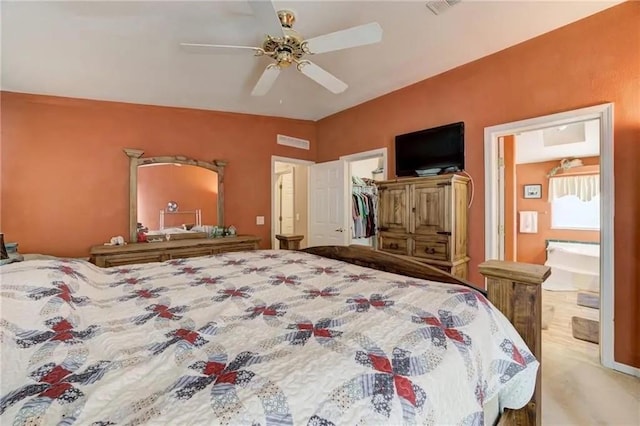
[
  {"xmin": 483, "ymin": 103, "xmax": 626, "ymax": 374},
  {"xmin": 501, "ymin": 119, "xmax": 602, "ymax": 364}
]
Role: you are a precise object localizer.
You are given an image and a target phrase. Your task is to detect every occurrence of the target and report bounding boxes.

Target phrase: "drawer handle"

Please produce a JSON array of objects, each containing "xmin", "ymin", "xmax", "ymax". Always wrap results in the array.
[
  {"xmin": 425, "ymin": 247, "xmax": 436, "ymax": 254},
  {"xmin": 389, "ymin": 243, "xmax": 399, "ymax": 249}
]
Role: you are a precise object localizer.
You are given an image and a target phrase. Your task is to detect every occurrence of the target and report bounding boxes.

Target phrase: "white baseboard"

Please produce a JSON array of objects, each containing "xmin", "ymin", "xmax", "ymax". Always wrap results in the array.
[{"xmin": 612, "ymin": 361, "xmax": 640, "ymax": 377}]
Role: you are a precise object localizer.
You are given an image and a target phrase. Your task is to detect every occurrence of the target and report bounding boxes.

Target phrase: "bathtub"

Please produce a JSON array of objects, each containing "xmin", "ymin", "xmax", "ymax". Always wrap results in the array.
[{"xmin": 543, "ymin": 241, "xmax": 600, "ymax": 292}]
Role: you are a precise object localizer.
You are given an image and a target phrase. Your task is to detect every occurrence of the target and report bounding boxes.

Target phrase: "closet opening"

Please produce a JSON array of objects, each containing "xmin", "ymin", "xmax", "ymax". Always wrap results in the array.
[{"xmin": 341, "ymin": 149, "xmax": 387, "ymax": 249}]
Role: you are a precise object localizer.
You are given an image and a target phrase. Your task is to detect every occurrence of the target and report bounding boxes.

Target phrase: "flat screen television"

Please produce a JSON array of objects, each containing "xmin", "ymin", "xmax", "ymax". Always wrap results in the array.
[{"xmin": 395, "ymin": 122, "xmax": 465, "ymax": 177}]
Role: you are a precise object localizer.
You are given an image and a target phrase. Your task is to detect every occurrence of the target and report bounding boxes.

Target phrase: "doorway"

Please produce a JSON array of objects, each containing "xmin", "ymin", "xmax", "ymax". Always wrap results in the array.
[
  {"xmin": 483, "ymin": 103, "xmax": 629, "ymax": 375},
  {"xmin": 274, "ymin": 164, "xmax": 294, "ymax": 238},
  {"xmin": 341, "ymin": 148, "xmax": 387, "ymax": 248},
  {"xmin": 501, "ymin": 119, "xmax": 602, "ymax": 367},
  {"xmin": 278, "ymin": 148, "xmax": 387, "ymax": 248},
  {"xmin": 271, "ymin": 156, "xmax": 313, "ymax": 250}
]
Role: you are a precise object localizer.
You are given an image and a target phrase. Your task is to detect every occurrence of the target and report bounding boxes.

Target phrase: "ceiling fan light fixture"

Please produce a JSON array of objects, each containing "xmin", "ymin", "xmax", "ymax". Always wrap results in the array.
[
  {"xmin": 275, "ymin": 48, "xmax": 295, "ymax": 67},
  {"xmin": 182, "ymin": 1, "xmax": 382, "ymax": 96}
]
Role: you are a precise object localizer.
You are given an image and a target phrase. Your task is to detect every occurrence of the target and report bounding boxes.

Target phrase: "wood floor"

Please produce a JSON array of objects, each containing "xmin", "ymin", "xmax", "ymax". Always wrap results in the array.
[{"xmin": 541, "ymin": 290, "xmax": 640, "ymax": 425}]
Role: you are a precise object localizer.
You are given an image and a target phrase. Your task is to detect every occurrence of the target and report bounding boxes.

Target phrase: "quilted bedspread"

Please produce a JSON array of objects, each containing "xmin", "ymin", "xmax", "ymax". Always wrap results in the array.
[{"xmin": 0, "ymin": 250, "xmax": 538, "ymax": 425}]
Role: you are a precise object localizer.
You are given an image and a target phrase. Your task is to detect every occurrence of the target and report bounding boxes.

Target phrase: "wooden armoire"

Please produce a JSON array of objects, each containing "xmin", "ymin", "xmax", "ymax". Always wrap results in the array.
[{"xmin": 376, "ymin": 174, "xmax": 470, "ymax": 279}]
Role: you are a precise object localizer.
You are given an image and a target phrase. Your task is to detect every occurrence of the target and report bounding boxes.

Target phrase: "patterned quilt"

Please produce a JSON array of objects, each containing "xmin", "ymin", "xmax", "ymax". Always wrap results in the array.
[{"xmin": 0, "ymin": 250, "xmax": 538, "ymax": 425}]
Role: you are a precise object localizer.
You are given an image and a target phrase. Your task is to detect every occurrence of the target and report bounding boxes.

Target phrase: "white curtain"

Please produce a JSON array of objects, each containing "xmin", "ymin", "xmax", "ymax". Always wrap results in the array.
[{"xmin": 548, "ymin": 174, "xmax": 599, "ymax": 202}]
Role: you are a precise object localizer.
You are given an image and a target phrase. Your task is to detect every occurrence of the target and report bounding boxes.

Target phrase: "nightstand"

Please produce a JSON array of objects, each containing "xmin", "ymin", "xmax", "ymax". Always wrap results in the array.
[{"xmin": 275, "ymin": 234, "xmax": 304, "ymax": 250}]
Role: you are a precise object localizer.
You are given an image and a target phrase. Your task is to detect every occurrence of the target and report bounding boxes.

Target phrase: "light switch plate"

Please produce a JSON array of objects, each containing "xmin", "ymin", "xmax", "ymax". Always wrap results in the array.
[{"xmin": 256, "ymin": 216, "xmax": 265, "ymax": 225}]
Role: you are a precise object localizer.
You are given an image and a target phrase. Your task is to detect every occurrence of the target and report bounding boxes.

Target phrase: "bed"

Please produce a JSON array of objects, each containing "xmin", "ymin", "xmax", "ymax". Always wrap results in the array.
[{"xmin": 0, "ymin": 246, "xmax": 547, "ymax": 425}]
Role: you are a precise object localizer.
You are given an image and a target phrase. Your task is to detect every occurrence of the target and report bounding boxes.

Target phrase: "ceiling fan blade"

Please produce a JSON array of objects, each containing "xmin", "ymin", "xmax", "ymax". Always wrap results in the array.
[
  {"xmin": 251, "ymin": 64, "xmax": 281, "ymax": 96},
  {"xmin": 180, "ymin": 43, "xmax": 265, "ymax": 55},
  {"xmin": 304, "ymin": 22, "xmax": 382, "ymax": 54},
  {"xmin": 297, "ymin": 61, "xmax": 348, "ymax": 94},
  {"xmin": 248, "ymin": 0, "xmax": 285, "ymax": 38}
]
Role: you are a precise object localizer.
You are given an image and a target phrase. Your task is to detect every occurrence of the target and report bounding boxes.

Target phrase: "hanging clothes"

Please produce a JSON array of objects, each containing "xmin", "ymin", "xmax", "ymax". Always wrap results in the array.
[{"xmin": 352, "ymin": 177, "xmax": 378, "ymax": 239}]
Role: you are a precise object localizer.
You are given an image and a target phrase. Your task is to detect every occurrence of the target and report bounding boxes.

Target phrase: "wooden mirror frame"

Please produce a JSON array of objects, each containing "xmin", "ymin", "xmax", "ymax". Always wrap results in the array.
[{"xmin": 124, "ymin": 148, "xmax": 226, "ymax": 242}]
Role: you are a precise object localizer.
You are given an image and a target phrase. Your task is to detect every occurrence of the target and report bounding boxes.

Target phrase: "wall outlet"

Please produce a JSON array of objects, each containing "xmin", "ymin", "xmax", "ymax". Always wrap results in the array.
[
  {"xmin": 256, "ymin": 216, "xmax": 265, "ymax": 225},
  {"xmin": 295, "ymin": 213, "xmax": 300, "ymax": 221}
]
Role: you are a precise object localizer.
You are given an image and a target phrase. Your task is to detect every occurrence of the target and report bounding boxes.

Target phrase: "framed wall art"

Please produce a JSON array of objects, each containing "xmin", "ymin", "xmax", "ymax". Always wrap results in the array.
[{"xmin": 523, "ymin": 184, "xmax": 542, "ymax": 199}]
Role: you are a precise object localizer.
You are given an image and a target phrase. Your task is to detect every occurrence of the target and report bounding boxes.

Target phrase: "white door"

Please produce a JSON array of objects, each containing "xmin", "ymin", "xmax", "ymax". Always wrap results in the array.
[
  {"xmin": 308, "ymin": 160, "xmax": 349, "ymax": 246},
  {"xmin": 280, "ymin": 171, "xmax": 295, "ymax": 234}
]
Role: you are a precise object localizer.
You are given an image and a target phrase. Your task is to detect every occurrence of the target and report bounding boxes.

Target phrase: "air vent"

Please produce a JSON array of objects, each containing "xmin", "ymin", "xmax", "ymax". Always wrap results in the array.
[
  {"xmin": 425, "ymin": 0, "xmax": 461, "ymax": 15},
  {"xmin": 277, "ymin": 134, "xmax": 310, "ymax": 150}
]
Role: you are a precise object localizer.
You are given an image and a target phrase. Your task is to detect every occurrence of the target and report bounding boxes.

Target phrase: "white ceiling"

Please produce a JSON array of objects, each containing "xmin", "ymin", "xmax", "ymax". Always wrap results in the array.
[
  {"xmin": 516, "ymin": 119, "xmax": 600, "ymax": 164},
  {"xmin": 1, "ymin": 1, "xmax": 622, "ymax": 121}
]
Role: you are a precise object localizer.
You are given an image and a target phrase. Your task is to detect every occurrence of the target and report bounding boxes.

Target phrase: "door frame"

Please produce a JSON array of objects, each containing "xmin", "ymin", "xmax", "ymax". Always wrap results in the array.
[
  {"xmin": 271, "ymin": 156, "xmax": 314, "ymax": 249},
  {"xmin": 340, "ymin": 147, "xmax": 389, "ymax": 181},
  {"xmin": 483, "ymin": 103, "xmax": 637, "ymax": 376}
]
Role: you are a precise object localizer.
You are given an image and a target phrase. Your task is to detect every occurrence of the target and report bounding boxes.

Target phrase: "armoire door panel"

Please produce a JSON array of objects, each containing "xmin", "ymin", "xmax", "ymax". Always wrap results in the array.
[
  {"xmin": 412, "ymin": 184, "xmax": 451, "ymax": 235},
  {"xmin": 378, "ymin": 185, "xmax": 410, "ymax": 233}
]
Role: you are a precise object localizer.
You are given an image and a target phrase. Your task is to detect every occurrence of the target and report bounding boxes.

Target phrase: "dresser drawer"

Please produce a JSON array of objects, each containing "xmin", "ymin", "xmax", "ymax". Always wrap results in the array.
[
  {"xmin": 90, "ymin": 236, "xmax": 261, "ymax": 267},
  {"xmin": 378, "ymin": 234, "xmax": 410, "ymax": 256},
  {"xmin": 101, "ymin": 253, "xmax": 167, "ymax": 267},
  {"xmin": 413, "ymin": 237, "xmax": 449, "ymax": 261},
  {"xmin": 218, "ymin": 243, "xmax": 259, "ymax": 253},
  {"xmin": 168, "ymin": 248, "xmax": 216, "ymax": 259}
]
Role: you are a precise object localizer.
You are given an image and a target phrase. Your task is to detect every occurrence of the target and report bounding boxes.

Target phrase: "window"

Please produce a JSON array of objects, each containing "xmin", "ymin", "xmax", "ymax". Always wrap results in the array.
[
  {"xmin": 551, "ymin": 194, "xmax": 600, "ymax": 230},
  {"xmin": 548, "ymin": 173, "xmax": 599, "ymax": 230}
]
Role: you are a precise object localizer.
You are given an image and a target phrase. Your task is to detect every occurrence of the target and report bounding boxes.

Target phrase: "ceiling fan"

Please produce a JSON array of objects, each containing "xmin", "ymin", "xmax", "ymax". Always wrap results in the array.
[{"xmin": 180, "ymin": 0, "xmax": 383, "ymax": 96}]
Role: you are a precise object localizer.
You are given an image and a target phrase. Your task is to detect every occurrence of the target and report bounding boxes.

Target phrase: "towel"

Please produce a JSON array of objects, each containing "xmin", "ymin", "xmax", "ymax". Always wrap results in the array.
[{"xmin": 519, "ymin": 211, "xmax": 538, "ymax": 233}]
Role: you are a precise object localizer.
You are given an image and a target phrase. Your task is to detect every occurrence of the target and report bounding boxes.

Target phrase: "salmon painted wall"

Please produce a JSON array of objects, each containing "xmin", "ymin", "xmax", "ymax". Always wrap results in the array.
[
  {"xmin": 516, "ymin": 157, "xmax": 600, "ymax": 265},
  {"xmin": 316, "ymin": 2, "xmax": 640, "ymax": 367},
  {"xmin": 137, "ymin": 164, "xmax": 218, "ymax": 231},
  {"xmin": 0, "ymin": 118, "xmax": 3, "ymax": 232},
  {"xmin": 503, "ymin": 136, "xmax": 516, "ymax": 262},
  {"xmin": 0, "ymin": 92, "xmax": 316, "ymax": 255}
]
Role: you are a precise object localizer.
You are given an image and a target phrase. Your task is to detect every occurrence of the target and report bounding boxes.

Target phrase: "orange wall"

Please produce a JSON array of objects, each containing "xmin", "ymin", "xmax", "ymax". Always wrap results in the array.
[
  {"xmin": 0, "ymin": 114, "xmax": 3, "ymax": 232},
  {"xmin": 316, "ymin": 2, "xmax": 639, "ymax": 367},
  {"xmin": 0, "ymin": 92, "xmax": 316, "ymax": 255},
  {"xmin": 516, "ymin": 157, "xmax": 600, "ymax": 265},
  {"xmin": 503, "ymin": 136, "xmax": 516, "ymax": 262},
  {"xmin": 137, "ymin": 164, "xmax": 218, "ymax": 231}
]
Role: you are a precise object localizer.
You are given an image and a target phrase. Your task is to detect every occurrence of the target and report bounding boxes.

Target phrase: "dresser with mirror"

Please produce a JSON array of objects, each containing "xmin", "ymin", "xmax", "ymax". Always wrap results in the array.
[{"xmin": 89, "ymin": 149, "xmax": 260, "ymax": 267}]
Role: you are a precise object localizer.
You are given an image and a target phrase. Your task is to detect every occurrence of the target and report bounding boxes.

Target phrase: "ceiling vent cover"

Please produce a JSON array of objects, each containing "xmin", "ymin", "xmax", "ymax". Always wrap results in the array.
[{"xmin": 426, "ymin": 0, "xmax": 461, "ymax": 15}]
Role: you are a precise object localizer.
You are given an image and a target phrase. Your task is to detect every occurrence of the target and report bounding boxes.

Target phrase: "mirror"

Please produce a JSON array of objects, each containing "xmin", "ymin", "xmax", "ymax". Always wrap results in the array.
[{"xmin": 125, "ymin": 149, "xmax": 226, "ymax": 242}]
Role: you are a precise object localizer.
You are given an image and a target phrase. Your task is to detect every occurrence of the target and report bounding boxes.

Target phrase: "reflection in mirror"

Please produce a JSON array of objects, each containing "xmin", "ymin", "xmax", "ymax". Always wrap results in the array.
[
  {"xmin": 137, "ymin": 163, "xmax": 218, "ymax": 234},
  {"xmin": 124, "ymin": 149, "xmax": 226, "ymax": 242}
]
